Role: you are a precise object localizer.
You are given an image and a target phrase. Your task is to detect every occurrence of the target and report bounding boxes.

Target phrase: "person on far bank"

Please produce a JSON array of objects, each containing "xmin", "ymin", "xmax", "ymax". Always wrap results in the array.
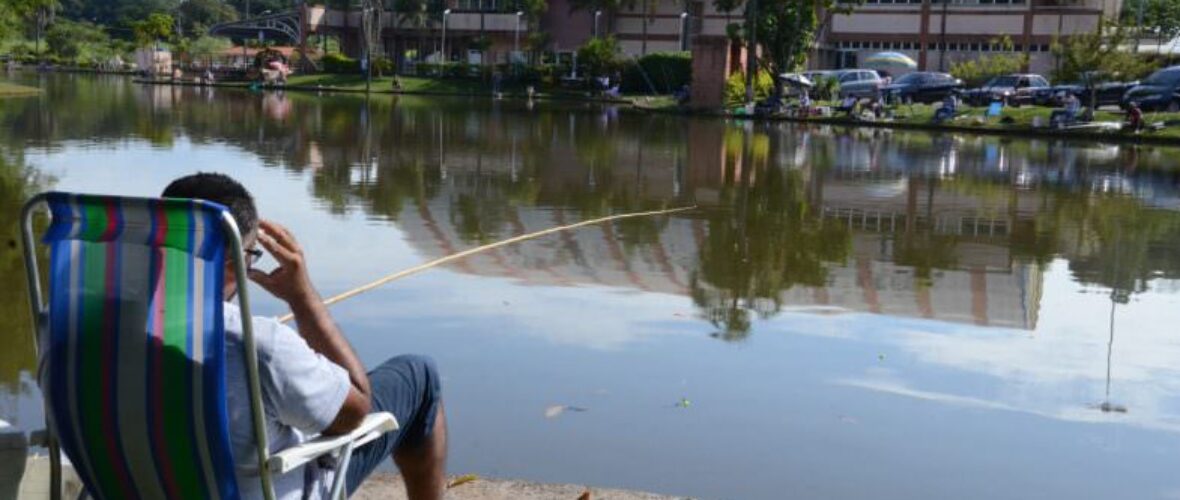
[{"xmin": 162, "ymin": 173, "xmax": 448, "ymax": 500}]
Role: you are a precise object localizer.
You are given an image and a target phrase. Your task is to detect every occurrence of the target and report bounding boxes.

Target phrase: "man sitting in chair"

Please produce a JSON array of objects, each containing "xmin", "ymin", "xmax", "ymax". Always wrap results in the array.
[{"xmin": 162, "ymin": 173, "xmax": 448, "ymax": 500}]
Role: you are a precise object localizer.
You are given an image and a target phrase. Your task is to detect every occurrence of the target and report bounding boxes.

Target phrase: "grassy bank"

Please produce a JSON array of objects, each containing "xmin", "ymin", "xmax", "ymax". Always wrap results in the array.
[
  {"xmin": 0, "ymin": 82, "xmax": 39, "ymax": 98},
  {"xmin": 283, "ymin": 74, "xmax": 632, "ymax": 103},
  {"xmin": 640, "ymin": 100, "xmax": 1180, "ymax": 143}
]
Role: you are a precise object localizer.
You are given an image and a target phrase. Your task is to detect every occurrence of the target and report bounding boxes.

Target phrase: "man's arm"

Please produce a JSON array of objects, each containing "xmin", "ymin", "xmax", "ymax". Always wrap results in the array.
[{"xmin": 249, "ymin": 220, "xmax": 371, "ymax": 435}]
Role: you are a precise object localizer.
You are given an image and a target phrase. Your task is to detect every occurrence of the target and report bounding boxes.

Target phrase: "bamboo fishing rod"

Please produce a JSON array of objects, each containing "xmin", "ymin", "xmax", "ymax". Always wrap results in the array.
[{"xmin": 276, "ymin": 205, "xmax": 697, "ymax": 324}]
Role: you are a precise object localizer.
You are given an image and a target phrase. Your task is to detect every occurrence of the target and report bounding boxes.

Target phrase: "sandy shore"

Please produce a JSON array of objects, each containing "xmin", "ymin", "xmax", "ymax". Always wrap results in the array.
[
  {"xmin": 353, "ymin": 473, "xmax": 691, "ymax": 500},
  {"xmin": 8, "ymin": 455, "xmax": 688, "ymax": 499}
]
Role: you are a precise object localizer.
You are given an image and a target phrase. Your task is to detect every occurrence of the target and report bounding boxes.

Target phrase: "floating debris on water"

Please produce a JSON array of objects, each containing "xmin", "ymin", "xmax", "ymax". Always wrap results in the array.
[{"xmin": 545, "ymin": 405, "xmax": 589, "ymax": 419}]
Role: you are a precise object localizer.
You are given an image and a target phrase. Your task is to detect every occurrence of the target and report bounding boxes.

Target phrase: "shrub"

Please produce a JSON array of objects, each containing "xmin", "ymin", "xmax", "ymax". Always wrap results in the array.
[
  {"xmin": 724, "ymin": 70, "xmax": 773, "ymax": 107},
  {"xmin": 373, "ymin": 57, "xmax": 394, "ymax": 76},
  {"xmin": 621, "ymin": 51, "xmax": 691, "ymax": 94},
  {"xmin": 576, "ymin": 36, "xmax": 622, "ymax": 79},
  {"xmin": 322, "ymin": 52, "xmax": 359, "ymax": 74},
  {"xmin": 950, "ymin": 36, "xmax": 1028, "ymax": 87}
]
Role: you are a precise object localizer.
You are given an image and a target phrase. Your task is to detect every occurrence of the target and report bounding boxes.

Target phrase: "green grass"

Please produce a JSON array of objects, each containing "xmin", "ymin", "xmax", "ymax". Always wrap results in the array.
[
  {"xmin": 708, "ymin": 100, "xmax": 1180, "ymax": 141},
  {"xmin": 0, "ymin": 81, "xmax": 39, "ymax": 98},
  {"xmin": 286, "ymin": 74, "xmax": 490, "ymax": 94},
  {"xmin": 283, "ymin": 74, "xmax": 629, "ymax": 102}
]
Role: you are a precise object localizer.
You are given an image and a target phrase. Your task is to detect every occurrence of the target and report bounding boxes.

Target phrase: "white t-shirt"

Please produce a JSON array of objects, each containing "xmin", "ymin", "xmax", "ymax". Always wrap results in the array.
[{"xmin": 223, "ymin": 303, "xmax": 351, "ymax": 500}]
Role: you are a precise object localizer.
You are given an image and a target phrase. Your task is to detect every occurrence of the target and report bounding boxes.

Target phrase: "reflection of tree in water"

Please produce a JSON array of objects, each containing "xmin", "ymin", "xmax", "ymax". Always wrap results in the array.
[
  {"xmin": 0, "ymin": 152, "xmax": 45, "ymax": 390},
  {"xmin": 691, "ymin": 133, "xmax": 851, "ymax": 341},
  {"xmin": 1064, "ymin": 197, "xmax": 1180, "ymax": 303},
  {"xmin": 1010, "ymin": 185, "xmax": 1180, "ymax": 303}
]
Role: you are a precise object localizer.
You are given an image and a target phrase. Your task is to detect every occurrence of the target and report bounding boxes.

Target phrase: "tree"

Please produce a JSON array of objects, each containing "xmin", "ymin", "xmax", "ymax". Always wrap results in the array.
[
  {"xmin": 1122, "ymin": 0, "xmax": 1180, "ymax": 50},
  {"xmin": 1051, "ymin": 20, "xmax": 1154, "ymax": 109},
  {"xmin": 131, "ymin": 12, "xmax": 173, "ymax": 48},
  {"xmin": 950, "ymin": 36, "xmax": 1028, "ymax": 87},
  {"xmin": 710, "ymin": 0, "xmax": 855, "ymax": 95},
  {"xmin": 0, "ymin": 0, "xmax": 58, "ymax": 55},
  {"xmin": 576, "ymin": 35, "xmax": 621, "ymax": 79},
  {"xmin": 186, "ymin": 34, "xmax": 231, "ymax": 66},
  {"xmin": 45, "ymin": 18, "xmax": 109, "ymax": 60},
  {"xmin": 177, "ymin": 0, "xmax": 239, "ymax": 36}
]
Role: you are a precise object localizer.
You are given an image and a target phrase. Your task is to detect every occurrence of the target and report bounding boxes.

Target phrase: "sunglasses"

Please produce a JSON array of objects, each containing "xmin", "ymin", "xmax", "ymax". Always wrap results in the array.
[{"xmin": 246, "ymin": 247, "xmax": 264, "ymax": 262}]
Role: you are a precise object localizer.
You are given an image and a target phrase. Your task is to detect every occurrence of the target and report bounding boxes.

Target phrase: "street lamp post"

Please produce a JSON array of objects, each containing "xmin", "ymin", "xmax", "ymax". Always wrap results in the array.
[
  {"xmin": 514, "ymin": 11, "xmax": 523, "ymax": 59},
  {"xmin": 514, "ymin": 11, "xmax": 524, "ymax": 75},
  {"xmin": 594, "ymin": 10, "xmax": 602, "ymax": 38},
  {"xmin": 441, "ymin": 8, "xmax": 452, "ymax": 68},
  {"xmin": 679, "ymin": 12, "xmax": 689, "ymax": 52}
]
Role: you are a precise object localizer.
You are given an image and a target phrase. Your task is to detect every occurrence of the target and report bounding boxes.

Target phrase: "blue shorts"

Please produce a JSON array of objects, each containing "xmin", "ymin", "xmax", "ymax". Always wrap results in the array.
[{"xmin": 344, "ymin": 354, "xmax": 443, "ymax": 495}]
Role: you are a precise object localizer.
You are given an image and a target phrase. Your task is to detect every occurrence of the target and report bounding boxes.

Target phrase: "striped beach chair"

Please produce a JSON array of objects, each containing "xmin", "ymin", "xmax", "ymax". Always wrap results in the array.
[{"xmin": 20, "ymin": 192, "xmax": 397, "ymax": 500}]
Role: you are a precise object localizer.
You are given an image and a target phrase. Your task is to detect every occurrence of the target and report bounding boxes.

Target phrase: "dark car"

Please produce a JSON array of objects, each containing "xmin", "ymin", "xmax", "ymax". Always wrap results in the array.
[
  {"xmin": 962, "ymin": 74, "xmax": 1051, "ymax": 107},
  {"xmin": 1034, "ymin": 75, "xmax": 1138, "ymax": 108},
  {"xmin": 882, "ymin": 72, "xmax": 963, "ymax": 104},
  {"xmin": 1121, "ymin": 66, "xmax": 1180, "ymax": 112}
]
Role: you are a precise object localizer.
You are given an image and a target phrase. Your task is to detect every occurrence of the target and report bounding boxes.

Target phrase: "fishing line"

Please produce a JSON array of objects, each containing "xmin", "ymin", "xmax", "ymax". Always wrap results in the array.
[{"xmin": 276, "ymin": 205, "xmax": 697, "ymax": 323}]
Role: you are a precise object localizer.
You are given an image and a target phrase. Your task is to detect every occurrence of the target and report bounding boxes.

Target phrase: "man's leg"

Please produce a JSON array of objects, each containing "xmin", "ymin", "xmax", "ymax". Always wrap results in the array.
[
  {"xmin": 394, "ymin": 402, "xmax": 447, "ymax": 499},
  {"xmin": 344, "ymin": 354, "xmax": 447, "ymax": 500}
]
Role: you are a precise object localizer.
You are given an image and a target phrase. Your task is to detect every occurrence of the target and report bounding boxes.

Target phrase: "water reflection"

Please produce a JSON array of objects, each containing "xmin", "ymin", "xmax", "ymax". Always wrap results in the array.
[
  {"xmin": 3, "ymin": 74, "xmax": 1180, "ymax": 339},
  {"xmin": 5, "ymin": 74, "xmax": 1180, "ymax": 498}
]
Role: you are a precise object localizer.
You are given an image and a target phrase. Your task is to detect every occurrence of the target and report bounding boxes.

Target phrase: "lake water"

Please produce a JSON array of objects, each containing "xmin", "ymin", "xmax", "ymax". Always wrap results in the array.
[{"xmin": 3, "ymin": 73, "xmax": 1180, "ymax": 499}]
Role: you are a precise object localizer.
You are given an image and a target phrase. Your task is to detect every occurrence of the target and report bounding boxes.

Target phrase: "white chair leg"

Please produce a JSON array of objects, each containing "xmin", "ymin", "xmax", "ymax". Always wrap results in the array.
[{"xmin": 328, "ymin": 441, "xmax": 357, "ymax": 500}]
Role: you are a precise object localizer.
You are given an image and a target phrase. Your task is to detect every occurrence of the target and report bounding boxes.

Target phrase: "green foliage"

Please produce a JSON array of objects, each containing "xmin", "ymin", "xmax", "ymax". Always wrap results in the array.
[
  {"xmin": 185, "ymin": 35, "xmax": 230, "ymax": 65},
  {"xmin": 519, "ymin": 0, "xmax": 547, "ymax": 21},
  {"xmin": 1123, "ymin": 0, "xmax": 1180, "ymax": 46},
  {"xmin": 131, "ymin": 12, "xmax": 173, "ymax": 48},
  {"xmin": 813, "ymin": 74, "xmax": 838, "ymax": 100},
  {"xmin": 1052, "ymin": 20, "xmax": 1154, "ymax": 95},
  {"xmin": 712, "ymin": 0, "xmax": 853, "ymax": 75},
  {"xmin": 576, "ymin": 36, "xmax": 621, "ymax": 79},
  {"xmin": 949, "ymin": 36, "xmax": 1028, "ymax": 87},
  {"xmin": 373, "ymin": 57, "xmax": 394, "ymax": 75},
  {"xmin": 322, "ymin": 52, "xmax": 360, "ymax": 73},
  {"xmin": 46, "ymin": 19, "xmax": 108, "ymax": 59},
  {"xmin": 177, "ymin": 0, "xmax": 238, "ymax": 36},
  {"xmin": 724, "ymin": 70, "xmax": 771, "ymax": 107},
  {"xmin": 621, "ymin": 51, "xmax": 691, "ymax": 94}
]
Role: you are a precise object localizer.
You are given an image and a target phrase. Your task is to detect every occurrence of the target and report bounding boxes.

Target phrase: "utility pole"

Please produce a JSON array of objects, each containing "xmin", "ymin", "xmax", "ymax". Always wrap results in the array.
[
  {"xmin": 743, "ymin": 0, "xmax": 758, "ymax": 103},
  {"xmin": 1135, "ymin": 0, "xmax": 1145, "ymax": 53}
]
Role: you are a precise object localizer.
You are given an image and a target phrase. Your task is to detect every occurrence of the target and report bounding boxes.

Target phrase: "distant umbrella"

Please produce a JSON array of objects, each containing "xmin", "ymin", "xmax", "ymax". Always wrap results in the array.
[
  {"xmin": 864, "ymin": 52, "xmax": 918, "ymax": 71},
  {"xmin": 778, "ymin": 73, "xmax": 814, "ymax": 87}
]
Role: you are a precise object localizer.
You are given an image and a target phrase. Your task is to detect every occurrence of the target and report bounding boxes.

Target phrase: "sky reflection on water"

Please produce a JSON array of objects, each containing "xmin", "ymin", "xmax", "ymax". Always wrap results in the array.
[{"xmin": 2, "ymin": 74, "xmax": 1180, "ymax": 499}]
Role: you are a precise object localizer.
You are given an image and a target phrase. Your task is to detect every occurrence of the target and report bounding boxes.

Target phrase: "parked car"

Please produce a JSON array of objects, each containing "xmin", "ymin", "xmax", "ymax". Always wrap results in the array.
[
  {"xmin": 1034, "ymin": 74, "xmax": 1138, "ymax": 108},
  {"xmin": 882, "ymin": 72, "xmax": 963, "ymax": 104},
  {"xmin": 1121, "ymin": 65, "xmax": 1180, "ymax": 112},
  {"xmin": 802, "ymin": 70, "xmax": 837, "ymax": 83},
  {"xmin": 962, "ymin": 74, "xmax": 1051, "ymax": 106},
  {"xmin": 835, "ymin": 69, "xmax": 884, "ymax": 98}
]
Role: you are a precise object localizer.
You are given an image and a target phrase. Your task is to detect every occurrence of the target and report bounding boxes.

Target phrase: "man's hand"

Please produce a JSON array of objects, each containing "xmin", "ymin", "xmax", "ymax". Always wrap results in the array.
[
  {"xmin": 248, "ymin": 220, "xmax": 319, "ymax": 307},
  {"xmin": 248, "ymin": 219, "xmax": 373, "ymax": 435}
]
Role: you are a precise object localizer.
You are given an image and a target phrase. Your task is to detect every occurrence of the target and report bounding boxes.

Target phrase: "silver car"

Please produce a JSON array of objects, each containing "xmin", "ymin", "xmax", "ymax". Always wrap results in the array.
[{"xmin": 836, "ymin": 69, "xmax": 884, "ymax": 99}]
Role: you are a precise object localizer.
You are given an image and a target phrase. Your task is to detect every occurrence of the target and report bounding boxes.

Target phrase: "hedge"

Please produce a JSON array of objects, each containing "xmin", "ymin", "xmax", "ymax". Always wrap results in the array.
[
  {"xmin": 322, "ymin": 53, "xmax": 359, "ymax": 74},
  {"xmin": 622, "ymin": 51, "xmax": 691, "ymax": 94}
]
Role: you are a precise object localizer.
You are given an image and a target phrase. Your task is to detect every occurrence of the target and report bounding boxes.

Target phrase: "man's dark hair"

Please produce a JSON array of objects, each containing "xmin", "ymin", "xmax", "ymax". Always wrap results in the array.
[{"xmin": 162, "ymin": 173, "xmax": 258, "ymax": 235}]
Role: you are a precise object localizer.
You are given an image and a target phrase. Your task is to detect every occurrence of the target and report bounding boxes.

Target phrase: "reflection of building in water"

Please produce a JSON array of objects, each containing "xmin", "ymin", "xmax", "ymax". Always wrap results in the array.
[{"xmin": 396, "ymin": 177, "xmax": 1043, "ymax": 330}]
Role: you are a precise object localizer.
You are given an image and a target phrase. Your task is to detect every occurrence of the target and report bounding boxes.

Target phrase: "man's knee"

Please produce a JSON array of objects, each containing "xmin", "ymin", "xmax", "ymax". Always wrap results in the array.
[{"xmin": 373, "ymin": 354, "xmax": 442, "ymax": 408}]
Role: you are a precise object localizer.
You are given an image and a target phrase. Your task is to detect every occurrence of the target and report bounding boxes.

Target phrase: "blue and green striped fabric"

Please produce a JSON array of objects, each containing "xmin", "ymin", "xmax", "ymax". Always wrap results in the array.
[{"xmin": 39, "ymin": 192, "xmax": 241, "ymax": 499}]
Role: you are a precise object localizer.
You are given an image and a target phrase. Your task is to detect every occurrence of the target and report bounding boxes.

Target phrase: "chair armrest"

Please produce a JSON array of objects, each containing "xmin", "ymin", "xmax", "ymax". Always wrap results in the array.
[{"xmin": 267, "ymin": 412, "xmax": 398, "ymax": 475}]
